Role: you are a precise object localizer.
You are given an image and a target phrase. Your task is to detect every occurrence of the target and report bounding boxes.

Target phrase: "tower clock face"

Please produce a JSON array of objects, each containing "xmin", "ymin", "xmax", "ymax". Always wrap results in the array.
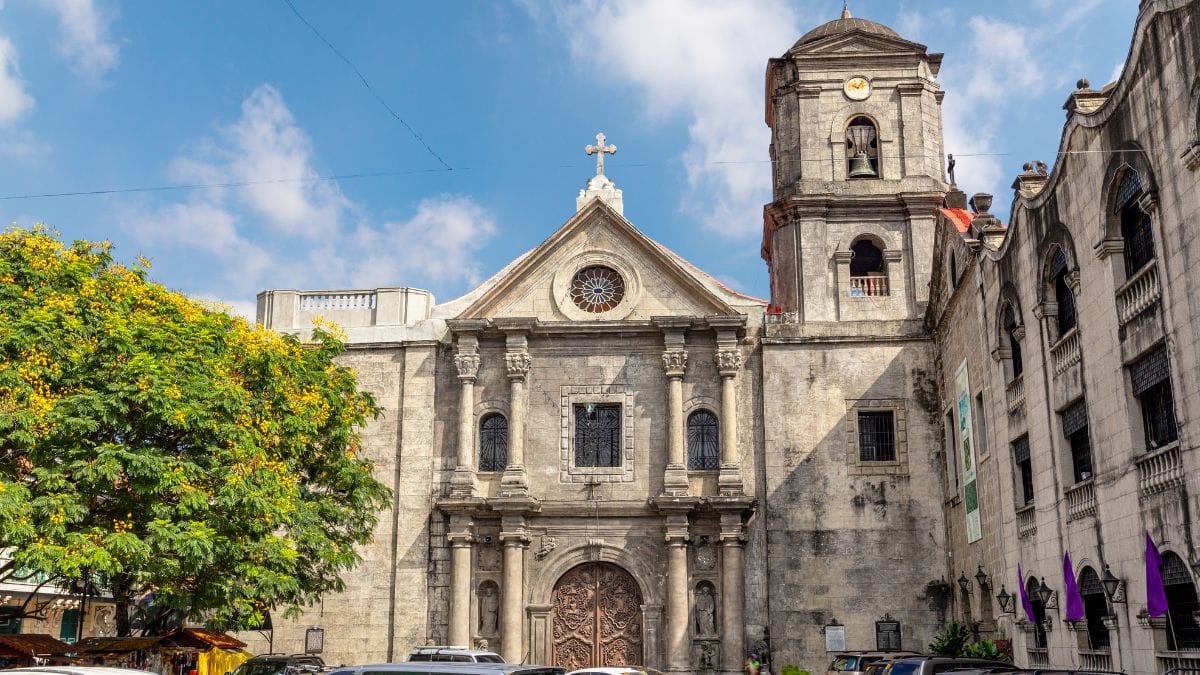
[{"xmin": 844, "ymin": 76, "xmax": 871, "ymax": 101}]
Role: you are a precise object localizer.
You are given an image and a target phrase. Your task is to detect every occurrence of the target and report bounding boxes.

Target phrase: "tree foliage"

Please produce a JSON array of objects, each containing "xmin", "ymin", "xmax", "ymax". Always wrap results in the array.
[
  {"xmin": 0, "ymin": 226, "xmax": 391, "ymax": 634},
  {"xmin": 928, "ymin": 622, "xmax": 972, "ymax": 657},
  {"xmin": 962, "ymin": 639, "xmax": 1007, "ymax": 661}
]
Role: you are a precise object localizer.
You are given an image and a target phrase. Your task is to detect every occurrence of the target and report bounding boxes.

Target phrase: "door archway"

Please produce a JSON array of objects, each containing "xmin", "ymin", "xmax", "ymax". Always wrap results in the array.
[{"xmin": 551, "ymin": 562, "xmax": 644, "ymax": 669}]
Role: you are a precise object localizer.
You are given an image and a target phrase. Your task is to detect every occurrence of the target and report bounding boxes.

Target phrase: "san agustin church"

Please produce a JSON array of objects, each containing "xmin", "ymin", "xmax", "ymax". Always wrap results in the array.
[{"xmin": 251, "ymin": 2, "xmax": 1200, "ymax": 673}]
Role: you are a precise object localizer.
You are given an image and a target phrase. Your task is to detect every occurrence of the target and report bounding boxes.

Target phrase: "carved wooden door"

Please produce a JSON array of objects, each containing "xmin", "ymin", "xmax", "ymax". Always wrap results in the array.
[{"xmin": 551, "ymin": 562, "xmax": 644, "ymax": 669}]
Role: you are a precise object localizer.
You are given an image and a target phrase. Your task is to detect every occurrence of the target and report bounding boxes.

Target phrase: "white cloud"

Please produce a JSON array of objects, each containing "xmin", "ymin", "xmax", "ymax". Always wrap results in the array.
[
  {"xmin": 0, "ymin": 36, "xmax": 34, "ymax": 125},
  {"xmin": 39, "ymin": 0, "xmax": 121, "ymax": 79},
  {"xmin": 1108, "ymin": 60, "xmax": 1126, "ymax": 86},
  {"xmin": 544, "ymin": 0, "xmax": 802, "ymax": 239}
]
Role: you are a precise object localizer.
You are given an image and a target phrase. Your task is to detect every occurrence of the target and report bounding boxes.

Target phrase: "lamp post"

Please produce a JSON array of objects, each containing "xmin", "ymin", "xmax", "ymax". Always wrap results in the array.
[
  {"xmin": 1037, "ymin": 577, "xmax": 1054, "ymax": 607},
  {"xmin": 958, "ymin": 571, "xmax": 972, "ymax": 594},
  {"xmin": 975, "ymin": 565, "xmax": 991, "ymax": 591},
  {"xmin": 996, "ymin": 585, "xmax": 1013, "ymax": 614},
  {"xmin": 1101, "ymin": 564, "xmax": 1124, "ymax": 602}
]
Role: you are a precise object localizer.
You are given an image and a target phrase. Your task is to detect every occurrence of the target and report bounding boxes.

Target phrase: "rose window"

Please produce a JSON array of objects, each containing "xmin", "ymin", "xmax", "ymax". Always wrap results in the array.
[{"xmin": 569, "ymin": 265, "xmax": 626, "ymax": 313}]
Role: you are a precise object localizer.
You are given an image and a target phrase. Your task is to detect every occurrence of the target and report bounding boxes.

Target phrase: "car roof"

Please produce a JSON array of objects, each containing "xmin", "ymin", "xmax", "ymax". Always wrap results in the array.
[
  {"xmin": 345, "ymin": 664, "xmax": 557, "ymax": 673},
  {"xmin": 7, "ymin": 669, "xmax": 152, "ymax": 675}
]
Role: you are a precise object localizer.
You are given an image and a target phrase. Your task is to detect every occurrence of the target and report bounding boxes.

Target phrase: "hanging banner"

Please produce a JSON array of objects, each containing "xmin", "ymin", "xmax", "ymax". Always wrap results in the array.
[{"xmin": 956, "ymin": 360, "xmax": 982, "ymax": 542}]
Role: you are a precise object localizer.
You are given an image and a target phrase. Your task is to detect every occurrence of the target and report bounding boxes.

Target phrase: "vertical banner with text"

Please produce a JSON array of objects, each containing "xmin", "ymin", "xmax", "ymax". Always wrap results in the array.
[{"xmin": 956, "ymin": 360, "xmax": 982, "ymax": 543}]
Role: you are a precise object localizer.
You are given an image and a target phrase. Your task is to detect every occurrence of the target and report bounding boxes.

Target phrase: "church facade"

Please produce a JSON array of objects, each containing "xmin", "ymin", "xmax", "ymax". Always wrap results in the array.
[{"xmin": 251, "ymin": 2, "xmax": 1200, "ymax": 674}]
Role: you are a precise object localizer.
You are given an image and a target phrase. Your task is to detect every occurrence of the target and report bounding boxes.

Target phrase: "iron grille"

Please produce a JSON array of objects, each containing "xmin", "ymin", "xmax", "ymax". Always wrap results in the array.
[
  {"xmin": 1069, "ymin": 428, "xmax": 1093, "ymax": 483},
  {"xmin": 1113, "ymin": 167, "xmax": 1143, "ymax": 213},
  {"xmin": 479, "ymin": 413, "xmax": 508, "ymax": 472},
  {"xmin": 1013, "ymin": 436, "xmax": 1034, "ymax": 505},
  {"xmin": 1131, "ymin": 345, "xmax": 1171, "ymax": 396},
  {"xmin": 686, "ymin": 410, "xmax": 720, "ymax": 470},
  {"xmin": 1080, "ymin": 567, "xmax": 1113, "ymax": 648},
  {"xmin": 1054, "ymin": 260, "xmax": 1077, "ymax": 335},
  {"xmin": 1004, "ymin": 307, "xmax": 1024, "ymax": 378},
  {"xmin": 1140, "ymin": 380, "xmax": 1179, "ymax": 450},
  {"xmin": 1062, "ymin": 400, "xmax": 1089, "ymax": 436},
  {"xmin": 858, "ymin": 411, "xmax": 896, "ymax": 462},
  {"xmin": 575, "ymin": 404, "xmax": 622, "ymax": 467},
  {"xmin": 1163, "ymin": 553, "xmax": 1200, "ymax": 649},
  {"xmin": 1121, "ymin": 207, "xmax": 1155, "ymax": 277}
]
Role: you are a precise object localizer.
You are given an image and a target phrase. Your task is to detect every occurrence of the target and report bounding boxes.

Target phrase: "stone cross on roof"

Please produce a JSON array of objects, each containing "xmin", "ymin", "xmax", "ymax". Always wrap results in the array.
[{"xmin": 586, "ymin": 132, "xmax": 617, "ymax": 176}]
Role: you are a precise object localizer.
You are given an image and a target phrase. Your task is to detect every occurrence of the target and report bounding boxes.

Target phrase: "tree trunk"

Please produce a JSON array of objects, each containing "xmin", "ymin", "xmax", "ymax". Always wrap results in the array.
[{"xmin": 113, "ymin": 576, "xmax": 133, "ymax": 637}]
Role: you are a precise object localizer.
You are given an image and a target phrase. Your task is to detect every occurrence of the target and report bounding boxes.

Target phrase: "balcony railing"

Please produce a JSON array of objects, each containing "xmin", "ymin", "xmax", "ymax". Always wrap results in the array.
[
  {"xmin": 1006, "ymin": 375, "xmax": 1026, "ymax": 414},
  {"xmin": 1050, "ymin": 328, "xmax": 1081, "ymax": 375},
  {"xmin": 1116, "ymin": 260, "xmax": 1160, "ymax": 326},
  {"xmin": 1017, "ymin": 505, "xmax": 1037, "ymax": 539},
  {"xmin": 1078, "ymin": 651, "xmax": 1113, "ymax": 672},
  {"xmin": 849, "ymin": 276, "xmax": 889, "ymax": 297},
  {"xmin": 299, "ymin": 291, "xmax": 378, "ymax": 311},
  {"xmin": 1066, "ymin": 479, "xmax": 1097, "ymax": 521},
  {"xmin": 1136, "ymin": 442, "xmax": 1183, "ymax": 497}
]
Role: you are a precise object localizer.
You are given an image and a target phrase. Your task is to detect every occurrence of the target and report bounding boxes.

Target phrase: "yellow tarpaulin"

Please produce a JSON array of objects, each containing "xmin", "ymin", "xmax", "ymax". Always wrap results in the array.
[{"xmin": 198, "ymin": 647, "xmax": 251, "ymax": 675}]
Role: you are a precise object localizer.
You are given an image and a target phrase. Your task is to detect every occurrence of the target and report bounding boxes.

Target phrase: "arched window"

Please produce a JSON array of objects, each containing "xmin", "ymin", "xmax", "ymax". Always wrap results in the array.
[
  {"xmin": 949, "ymin": 252, "xmax": 959, "ymax": 291},
  {"xmin": 849, "ymin": 237, "xmax": 888, "ymax": 297},
  {"xmin": 1027, "ymin": 577, "xmax": 1048, "ymax": 649},
  {"xmin": 1050, "ymin": 249, "xmax": 1076, "ymax": 336},
  {"xmin": 1162, "ymin": 551, "xmax": 1200, "ymax": 649},
  {"xmin": 1079, "ymin": 566, "xmax": 1110, "ymax": 649},
  {"xmin": 1003, "ymin": 305, "xmax": 1023, "ymax": 379},
  {"xmin": 479, "ymin": 413, "xmax": 508, "ymax": 472},
  {"xmin": 846, "ymin": 116, "xmax": 879, "ymax": 179},
  {"xmin": 1113, "ymin": 168, "xmax": 1155, "ymax": 277},
  {"xmin": 687, "ymin": 410, "xmax": 720, "ymax": 470}
]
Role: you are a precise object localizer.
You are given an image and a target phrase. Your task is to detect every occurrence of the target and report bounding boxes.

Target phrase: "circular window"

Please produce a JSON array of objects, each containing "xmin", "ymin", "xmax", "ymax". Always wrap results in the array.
[{"xmin": 569, "ymin": 265, "xmax": 626, "ymax": 313}]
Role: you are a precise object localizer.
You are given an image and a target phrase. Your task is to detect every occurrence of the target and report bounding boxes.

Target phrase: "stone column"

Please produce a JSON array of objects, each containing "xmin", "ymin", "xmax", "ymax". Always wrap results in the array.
[
  {"xmin": 716, "ymin": 345, "xmax": 742, "ymax": 496},
  {"xmin": 664, "ymin": 514, "xmax": 691, "ymax": 673},
  {"xmin": 656, "ymin": 318, "xmax": 692, "ymax": 496},
  {"xmin": 447, "ymin": 515, "xmax": 475, "ymax": 646},
  {"xmin": 502, "ymin": 348, "xmax": 531, "ymax": 494},
  {"xmin": 500, "ymin": 517, "xmax": 528, "ymax": 662},
  {"xmin": 451, "ymin": 335, "xmax": 480, "ymax": 497},
  {"xmin": 720, "ymin": 513, "xmax": 746, "ymax": 674}
]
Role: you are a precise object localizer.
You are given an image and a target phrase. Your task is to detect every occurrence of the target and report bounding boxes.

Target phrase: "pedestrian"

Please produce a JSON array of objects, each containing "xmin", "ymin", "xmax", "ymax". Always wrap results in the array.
[{"xmin": 745, "ymin": 652, "xmax": 762, "ymax": 675}]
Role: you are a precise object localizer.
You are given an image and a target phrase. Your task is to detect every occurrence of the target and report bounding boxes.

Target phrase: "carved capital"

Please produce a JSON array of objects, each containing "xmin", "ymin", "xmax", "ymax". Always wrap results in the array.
[
  {"xmin": 716, "ymin": 347, "xmax": 742, "ymax": 376},
  {"xmin": 832, "ymin": 250, "xmax": 854, "ymax": 264},
  {"xmin": 1093, "ymin": 237, "xmax": 1124, "ymax": 260},
  {"xmin": 505, "ymin": 351, "xmax": 532, "ymax": 379},
  {"xmin": 454, "ymin": 352, "xmax": 480, "ymax": 381},
  {"xmin": 1013, "ymin": 324, "xmax": 1026, "ymax": 341},
  {"xmin": 1033, "ymin": 301, "xmax": 1057, "ymax": 320},
  {"xmin": 664, "ymin": 515, "xmax": 690, "ymax": 545},
  {"xmin": 1067, "ymin": 270, "xmax": 1081, "ymax": 295},
  {"xmin": 1136, "ymin": 189, "xmax": 1159, "ymax": 214},
  {"xmin": 662, "ymin": 349, "xmax": 688, "ymax": 378}
]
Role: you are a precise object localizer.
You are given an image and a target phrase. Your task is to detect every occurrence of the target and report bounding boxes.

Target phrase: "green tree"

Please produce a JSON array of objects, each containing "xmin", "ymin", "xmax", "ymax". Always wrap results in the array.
[{"xmin": 0, "ymin": 226, "xmax": 391, "ymax": 634}]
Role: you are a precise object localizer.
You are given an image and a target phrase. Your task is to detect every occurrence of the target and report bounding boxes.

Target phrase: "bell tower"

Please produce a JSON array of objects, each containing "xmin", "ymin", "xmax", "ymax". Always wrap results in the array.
[{"xmin": 761, "ymin": 8, "xmax": 948, "ymax": 322}]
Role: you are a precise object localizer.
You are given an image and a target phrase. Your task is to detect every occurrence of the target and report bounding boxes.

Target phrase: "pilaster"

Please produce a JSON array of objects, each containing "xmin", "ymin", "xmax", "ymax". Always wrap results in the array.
[
  {"xmin": 446, "ymin": 513, "xmax": 475, "ymax": 646},
  {"xmin": 451, "ymin": 337, "xmax": 480, "ymax": 497},
  {"xmin": 499, "ymin": 513, "xmax": 530, "ymax": 663}
]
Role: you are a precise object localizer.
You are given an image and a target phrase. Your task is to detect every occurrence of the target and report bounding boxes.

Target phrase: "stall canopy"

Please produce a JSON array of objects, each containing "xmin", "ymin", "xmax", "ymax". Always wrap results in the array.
[
  {"xmin": 163, "ymin": 628, "xmax": 247, "ymax": 651},
  {"xmin": 0, "ymin": 633, "xmax": 76, "ymax": 658}
]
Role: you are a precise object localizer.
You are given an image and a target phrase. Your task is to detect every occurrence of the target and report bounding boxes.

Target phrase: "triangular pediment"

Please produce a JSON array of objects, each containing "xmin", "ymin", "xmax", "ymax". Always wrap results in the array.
[
  {"xmin": 790, "ymin": 30, "xmax": 927, "ymax": 56},
  {"xmin": 453, "ymin": 199, "xmax": 759, "ymax": 322}
]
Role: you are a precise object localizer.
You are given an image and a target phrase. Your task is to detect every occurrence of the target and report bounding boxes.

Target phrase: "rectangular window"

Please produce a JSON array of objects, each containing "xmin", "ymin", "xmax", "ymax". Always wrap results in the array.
[
  {"xmin": 1130, "ymin": 345, "xmax": 1178, "ymax": 450},
  {"xmin": 1061, "ymin": 400, "xmax": 1092, "ymax": 483},
  {"xmin": 974, "ymin": 392, "xmax": 989, "ymax": 458},
  {"xmin": 944, "ymin": 411, "xmax": 959, "ymax": 492},
  {"xmin": 574, "ymin": 404, "xmax": 622, "ymax": 467},
  {"xmin": 1013, "ymin": 436, "xmax": 1034, "ymax": 506},
  {"xmin": 858, "ymin": 411, "xmax": 895, "ymax": 462},
  {"xmin": 875, "ymin": 619, "xmax": 902, "ymax": 651}
]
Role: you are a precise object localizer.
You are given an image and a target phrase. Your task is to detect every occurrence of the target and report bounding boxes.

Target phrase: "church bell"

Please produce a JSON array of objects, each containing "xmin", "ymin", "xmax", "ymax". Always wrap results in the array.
[{"xmin": 848, "ymin": 152, "xmax": 877, "ymax": 178}]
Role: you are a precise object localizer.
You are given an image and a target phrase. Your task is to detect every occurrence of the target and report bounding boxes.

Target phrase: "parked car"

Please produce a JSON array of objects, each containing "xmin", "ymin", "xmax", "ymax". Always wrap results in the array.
[
  {"xmin": 231, "ymin": 654, "xmax": 327, "ymax": 675},
  {"xmin": 828, "ymin": 651, "xmax": 921, "ymax": 675},
  {"xmin": 407, "ymin": 647, "xmax": 504, "ymax": 663},
  {"xmin": 566, "ymin": 668, "xmax": 666, "ymax": 675},
  {"xmin": 885, "ymin": 657, "xmax": 1018, "ymax": 675},
  {"xmin": 327, "ymin": 663, "xmax": 564, "ymax": 675},
  {"xmin": 6, "ymin": 669, "xmax": 152, "ymax": 675}
]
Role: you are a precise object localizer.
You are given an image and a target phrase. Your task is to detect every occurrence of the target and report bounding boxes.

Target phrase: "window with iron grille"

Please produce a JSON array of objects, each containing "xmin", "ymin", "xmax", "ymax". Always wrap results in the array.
[
  {"xmin": 574, "ymin": 404, "xmax": 622, "ymax": 467},
  {"xmin": 687, "ymin": 410, "xmax": 720, "ymax": 470},
  {"xmin": 478, "ymin": 413, "xmax": 508, "ymax": 472},
  {"xmin": 1079, "ymin": 567, "xmax": 1111, "ymax": 649},
  {"xmin": 1028, "ymin": 579, "xmax": 1049, "ymax": 649},
  {"xmin": 1061, "ymin": 400, "xmax": 1092, "ymax": 483},
  {"xmin": 1131, "ymin": 345, "xmax": 1178, "ymax": 450},
  {"xmin": 858, "ymin": 411, "xmax": 895, "ymax": 462},
  {"xmin": 1004, "ymin": 306, "xmax": 1023, "ymax": 378},
  {"xmin": 1162, "ymin": 552, "xmax": 1200, "ymax": 650},
  {"xmin": 1120, "ymin": 206, "xmax": 1155, "ymax": 277},
  {"xmin": 1013, "ymin": 436, "xmax": 1034, "ymax": 506},
  {"xmin": 1051, "ymin": 250, "xmax": 1077, "ymax": 336}
]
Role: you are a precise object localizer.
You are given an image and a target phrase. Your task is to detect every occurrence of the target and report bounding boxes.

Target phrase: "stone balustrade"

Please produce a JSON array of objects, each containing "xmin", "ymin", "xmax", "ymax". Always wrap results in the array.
[
  {"xmin": 1006, "ymin": 375, "xmax": 1025, "ymax": 414},
  {"xmin": 1079, "ymin": 651, "xmax": 1113, "ymax": 672},
  {"xmin": 1050, "ymin": 328, "xmax": 1082, "ymax": 375},
  {"xmin": 299, "ymin": 291, "xmax": 377, "ymax": 311},
  {"xmin": 1116, "ymin": 260, "xmax": 1160, "ymax": 326},
  {"xmin": 1065, "ymin": 479, "xmax": 1097, "ymax": 521},
  {"xmin": 1136, "ymin": 443, "xmax": 1183, "ymax": 496},
  {"xmin": 849, "ymin": 275, "xmax": 889, "ymax": 297},
  {"xmin": 1017, "ymin": 505, "xmax": 1037, "ymax": 539}
]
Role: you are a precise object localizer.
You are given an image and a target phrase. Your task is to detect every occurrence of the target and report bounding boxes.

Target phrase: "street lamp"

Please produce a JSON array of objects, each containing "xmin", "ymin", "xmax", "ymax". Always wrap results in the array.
[
  {"xmin": 996, "ymin": 585, "xmax": 1013, "ymax": 614},
  {"xmin": 1037, "ymin": 577, "xmax": 1054, "ymax": 606},
  {"xmin": 1101, "ymin": 564, "xmax": 1123, "ymax": 602},
  {"xmin": 958, "ymin": 571, "xmax": 972, "ymax": 594},
  {"xmin": 975, "ymin": 565, "xmax": 991, "ymax": 591}
]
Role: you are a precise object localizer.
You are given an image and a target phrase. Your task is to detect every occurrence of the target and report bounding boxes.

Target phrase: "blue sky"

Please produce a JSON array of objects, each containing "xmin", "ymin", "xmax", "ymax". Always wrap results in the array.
[{"xmin": 0, "ymin": 0, "xmax": 1139, "ymax": 317}]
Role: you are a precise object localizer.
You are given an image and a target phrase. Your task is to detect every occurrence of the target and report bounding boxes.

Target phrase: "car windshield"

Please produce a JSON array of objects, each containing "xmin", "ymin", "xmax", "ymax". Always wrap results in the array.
[
  {"xmin": 831, "ymin": 657, "xmax": 860, "ymax": 671},
  {"xmin": 476, "ymin": 656, "xmax": 504, "ymax": 663},
  {"xmin": 233, "ymin": 662, "xmax": 290, "ymax": 675},
  {"xmin": 887, "ymin": 663, "xmax": 920, "ymax": 675}
]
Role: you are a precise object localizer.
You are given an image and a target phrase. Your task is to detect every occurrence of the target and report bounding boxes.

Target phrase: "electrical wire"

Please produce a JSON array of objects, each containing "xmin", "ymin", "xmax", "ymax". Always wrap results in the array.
[{"xmin": 280, "ymin": 0, "xmax": 454, "ymax": 171}]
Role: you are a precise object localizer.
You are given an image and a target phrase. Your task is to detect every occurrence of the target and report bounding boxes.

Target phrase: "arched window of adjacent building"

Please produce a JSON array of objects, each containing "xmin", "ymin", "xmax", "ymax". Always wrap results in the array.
[
  {"xmin": 948, "ymin": 251, "xmax": 959, "ymax": 291},
  {"xmin": 1079, "ymin": 566, "xmax": 1111, "ymax": 649},
  {"xmin": 849, "ymin": 237, "xmax": 888, "ymax": 297},
  {"xmin": 1061, "ymin": 398, "xmax": 1093, "ymax": 484},
  {"xmin": 1130, "ymin": 344, "xmax": 1179, "ymax": 451},
  {"xmin": 479, "ymin": 413, "xmax": 508, "ymax": 472},
  {"xmin": 846, "ymin": 116, "xmax": 879, "ymax": 179},
  {"xmin": 1162, "ymin": 551, "xmax": 1200, "ymax": 649},
  {"xmin": 1049, "ymin": 248, "xmax": 1077, "ymax": 337},
  {"xmin": 1113, "ymin": 167, "xmax": 1155, "ymax": 278},
  {"xmin": 687, "ymin": 409, "xmax": 720, "ymax": 470},
  {"xmin": 1003, "ymin": 305, "xmax": 1023, "ymax": 380},
  {"xmin": 1027, "ymin": 577, "xmax": 1048, "ymax": 649}
]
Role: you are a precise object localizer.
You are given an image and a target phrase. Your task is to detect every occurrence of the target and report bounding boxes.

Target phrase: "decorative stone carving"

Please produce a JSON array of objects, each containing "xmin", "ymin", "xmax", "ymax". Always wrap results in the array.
[
  {"xmin": 454, "ymin": 352, "xmax": 480, "ymax": 380},
  {"xmin": 478, "ymin": 545, "xmax": 501, "ymax": 571},
  {"xmin": 505, "ymin": 351, "xmax": 532, "ymax": 379},
  {"xmin": 695, "ymin": 544, "xmax": 717, "ymax": 571},
  {"xmin": 534, "ymin": 535, "xmax": 557, "ymax": 561},
  {"xmin": 694, "ymin": 583, "xmax": 717, "ymax": 637},
  {"xmin": 715, "ymin": 347, "xmax": 742, "ymax": 376},
  {"xmin": 662, "ymin": 349, "xmax": 688, "ymax": 377}
]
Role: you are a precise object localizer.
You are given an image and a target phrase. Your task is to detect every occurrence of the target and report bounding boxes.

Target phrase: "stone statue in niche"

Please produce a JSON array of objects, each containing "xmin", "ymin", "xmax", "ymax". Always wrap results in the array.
[
  {"xmin": 695, "ymin": 584, "xmax": 716, "ymax": 636},
  {"xmin": 479, "ymin": 584, "xmax": 499, "ymax": 635}
]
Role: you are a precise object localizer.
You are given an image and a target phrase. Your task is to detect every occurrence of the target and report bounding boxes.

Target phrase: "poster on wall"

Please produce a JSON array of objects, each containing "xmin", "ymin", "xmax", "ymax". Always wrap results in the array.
[{"xmin": 956, "ymin": 360, "xmax": 982, "ymax": 543}]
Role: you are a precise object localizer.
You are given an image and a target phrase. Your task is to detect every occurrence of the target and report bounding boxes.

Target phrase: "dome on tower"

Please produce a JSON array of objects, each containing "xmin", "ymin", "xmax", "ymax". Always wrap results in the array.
[{"xmin": 792, "ymin": 8, "xmax": 901, "ymax": 48}]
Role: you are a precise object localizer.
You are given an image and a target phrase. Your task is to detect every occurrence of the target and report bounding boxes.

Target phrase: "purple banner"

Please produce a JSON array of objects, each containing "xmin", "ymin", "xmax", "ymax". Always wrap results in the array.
[
  {"xmin": 1146, "ymin": 531, "xmax": 1169, "ymax": 617},
  {"xmin": 1019, "ymin": 562, "xmax": 1036, "ymax": 623},
  {"xmin": 1063, "ymin": 551, "xmax": 1085, "ymax": 622}
]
